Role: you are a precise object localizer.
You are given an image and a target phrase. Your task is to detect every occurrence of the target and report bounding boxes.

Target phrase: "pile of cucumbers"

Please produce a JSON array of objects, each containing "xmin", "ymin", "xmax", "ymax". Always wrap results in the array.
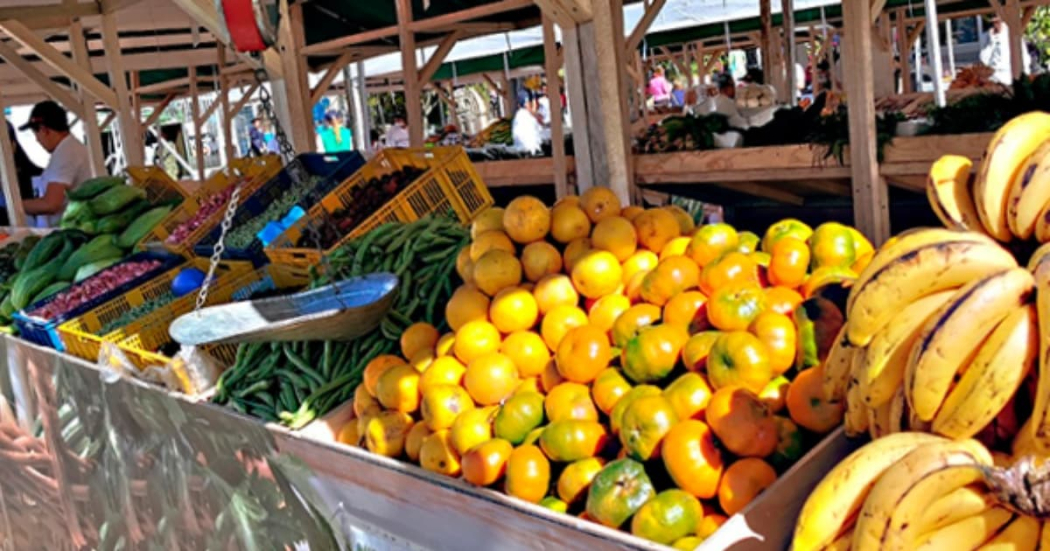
[{"xmin": 60, "ymin": 175, "xmax": 177, "ymax": 248}]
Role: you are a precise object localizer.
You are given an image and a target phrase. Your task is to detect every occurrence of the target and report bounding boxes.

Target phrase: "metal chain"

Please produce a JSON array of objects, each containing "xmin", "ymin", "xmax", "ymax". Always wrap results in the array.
[
  {"xmin": 195, "ymin": 180, "xmax": 244, "ymax": 313},
  {"xmin": 255, "ymin": 68, "xmax": 297, "ymax": 168}
]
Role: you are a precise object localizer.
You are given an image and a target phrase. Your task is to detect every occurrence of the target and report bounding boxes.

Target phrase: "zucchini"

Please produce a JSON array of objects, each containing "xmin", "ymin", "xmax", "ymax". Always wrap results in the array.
[
  {"xmin": 88, "ymin": 185, "xmax": 146, "ymax": 216},
  {"xmin": 28, "ymin": 281, "xmax": 69, "ymax": 306},
  {"xmin": 95, "ymin": 200, "xmax": 151, "ymax": 235},
  {"xmin": 57, "ymin": 235, "xmax": 123, "ymax": 281},
  {"xmin": 73, "ymin": 257, "xmax": 122, "ymax": 283},
  {"xmin": 21, "ymin": 232, "xmax": 66, "ymax": 272},
  {"xmin": 67, "ymin": 176, "xmax": 124, "ymax": 201},
  {"xmin": 11, "ymin": 241, "xmax": 71, "ymax": 310},
  {"xmin": 117, "ymin": 206, "xmax": 172, "ymax": 249}
]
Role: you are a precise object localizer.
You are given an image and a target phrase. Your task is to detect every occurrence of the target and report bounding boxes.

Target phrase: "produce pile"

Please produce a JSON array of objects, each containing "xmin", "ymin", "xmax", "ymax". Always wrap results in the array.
[
  {"xmin": 213, "ymin": 216, "xmax": 468, "ymax": 427},
  {"xmin": 220, "ymin": 175, "xmax": 324, "ymax": 250},
  {"xmin": 329, "ymin": 189, "xmax": 874, "ymax": 546},
  {"xmin": 60, "ymin": 175, "xmax": 175, "ymax": 243},
  {"xmin": 925, "ymin": 74, "xmax": 1050, "ymax": 135},
  {"xmin": 0, "ymin": 236, "xmax": 40, "ymax": 283},
  {"xmin": 96, "ymin": 292, "xmax": 175, "ymax": 335},
  {"xmin": 26, "ymin": 259, "xmax": 163, "ymax": 320},
  {"xmin": 469, "ymin": 119, "xmax": 512, "ymax": 147},
  {"xmin": 164, "ymin": 181, "xmax": 240, "ymax": 245},
  {"xmin": 634, "ymin": 113, "xmax": 729, "ymax": 153},
  {"xmin": 313, "ymin": 166, "xmax": 426, "ymax": 249}
]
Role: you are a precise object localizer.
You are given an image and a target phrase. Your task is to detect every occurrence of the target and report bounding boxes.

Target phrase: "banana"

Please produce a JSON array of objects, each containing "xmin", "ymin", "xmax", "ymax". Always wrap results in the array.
[
  {"xmin": 847, "ymin": 227, "xmax": 997, "ymax": 315},
  {"xmin": 844, "ymin": 349, "xmax": 870, "ymax": 438},
  {"xmin": 826, "ymin": 528, "xmax": 853, "ymax": 551},
  {"xmin": 916, "ymin": 485, "xmax": 992, "ymax": 536},
  {"xmin": 1033, "ymin": 202, "xmax": 1050, "ymax": 244},
  {"xmin": 851, "ymin": 439, "xmax": 993, "ymax": 551},
  {"xmin": 980, "ymin": 514, "xmax": 1040, "ymax": 551},
  {"xmin": 906, "ymin": 267, "xmax": 1035, "ymax": 422},
  {"xmin": 1007, "ymin": 140, "xmax": 1050, "ymax": 239},
  {"xmin": 846, "ymin": 238, "xmax": 1017, "ymax": 347},
  {"xmin": 932, "ymin": 305, "xmax": 1037, "ymax": 439},
  {"xmin": 822, "ymin": 324, "xmax": 854, "ymax": 402},
  {"xmin": 791, "ymin": 432, "xmax": 947, "ymax": 551},
  {"xmin": 1039, "ymin": 520, "xmax": 1050, "ymax": 551},
  {"xmin": 913, "ymin": 507, "xmax": 1014, "ymax": 550},
  {"xmin": 857, "ymin": 290, "xmax": 958, "ymax": 408},
  {"xmin": 886, "ymin": 386, "xmax": 907, "ymax": 435},
  {"xmin": 973, "ymin": 111, "xmax": 1050, "ymax": 241},
  {"xmin": 1027, "ymin": 243, "xmax": 1050, "ymax": 451},
  {"xmin": 867, "ymin": 398, "xmax": 894, "ymax": 439},
  {"xmin": 928, "ymin": 154, "xmax": 984, "ymax": 232},
  {"xmin": 1013, "ymin": 417, "xmax": 1039, "ymax": 459}
]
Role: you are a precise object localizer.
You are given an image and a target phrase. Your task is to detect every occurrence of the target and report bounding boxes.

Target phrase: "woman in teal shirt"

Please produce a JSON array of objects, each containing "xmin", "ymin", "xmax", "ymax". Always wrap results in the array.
[{"xmin": 320, "ymin": 111, "xmax": 353, "ymax": 152}]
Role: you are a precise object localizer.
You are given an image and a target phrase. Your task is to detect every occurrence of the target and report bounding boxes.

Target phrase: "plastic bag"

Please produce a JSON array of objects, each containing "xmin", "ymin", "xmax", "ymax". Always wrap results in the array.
[{"xmin": 97, "ymin": 342, "xmax": 221, "ymax": 397}]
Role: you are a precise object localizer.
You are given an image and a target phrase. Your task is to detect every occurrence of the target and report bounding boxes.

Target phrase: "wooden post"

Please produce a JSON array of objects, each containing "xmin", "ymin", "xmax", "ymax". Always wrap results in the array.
[
  {"xmin": 68, "ymin": 20, "xmax": 104, "ymax": 177},
  {"xmin": 760, "ymin": 0, "xmax": 773, "ymax": 84},
  {"xmin": 0, "ymin": 92, "xmax": 26, "ymax": 226},
  {"xmin": 395, "ymin": 0, "xmax": 424, "ymax": 147},
  {"xmin": 1004, "ymin": 0, "xmax": 1025, "ymax": 80},
  {"xmin": 101, "ymin": 12, "xmax": 144, "ymax": 166},
  {"xmin": 782, "ymin": 0, "xmax": 797, "ymax": 104},
  {"xmin": 218, "ymin": 44, "xmax": 235, "ymax": 162},
  {"xmin": 562, "ymin": 24, "xmax": 595, "ymax": 191},
  {"xmin": 842, "ymin": 0, "xmax": 890, "ymax": 244},
  {"xmin": 543, "ymin": 15, "xmax": 568, "ymax": 198},
  {"xmin": 189, "ymin": 67, "xmax": 205, "ymax": 180},
  {"xmin": 945, "ymin": 18, "xmax": 956, "ymax": 76},
  {"xmin": 896, "ymin": 10, "xmax": 912, "ymax": 93},
  {"xmin": 924, "ymin": 0, "xmax": 946, "ymax": 106},
  {"xmin": 274, "ymin": 0, "xmax": 314, "ymax": 152}
]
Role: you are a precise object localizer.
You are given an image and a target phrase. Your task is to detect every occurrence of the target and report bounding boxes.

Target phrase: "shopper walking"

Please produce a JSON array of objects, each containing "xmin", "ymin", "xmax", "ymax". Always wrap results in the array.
[{"xmin": 19, "ymin": 101, "xmax": 91, "ymax": 226}]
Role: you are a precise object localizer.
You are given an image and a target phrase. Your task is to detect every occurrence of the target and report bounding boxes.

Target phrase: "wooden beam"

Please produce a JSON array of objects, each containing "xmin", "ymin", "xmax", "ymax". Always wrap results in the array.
[
  {"xmin": 592, "ymin": 0, "xmax": 632, "ymax": 204},
  {"xmin": 217, "ymin": 44, "xmax": 234, "ymax": 161},
  {"xmin": 418, "ymin": 31, "xmax": 462, "ymax": 86},
  {"xmin": 189, "ymin": 66, "xmax": 205, "ymax": 179},
  {"xmin": 543, "ymin": 15, "xmax": 568, "ymax": 198},
  {"xmin": 100, "ymin": 11, "xmax": 143, "ymax": 166},
  {"xmin": 141, "ymin": 93, "xmax": 175, "ymax": 129},
  {"xmin": 1003, "ymin": 0, "xmax": 1025, "ymax": 80},
  {"xmin": 896, "ymin": 10, "xmax": 912, "ymax": 93},
  {"xmin": 625, "ymin": 0, "xmax": 667, "ymax": 53},
  {"xmin": 169, "ymin": 0, "xmax": 283, "ymax": 78},
  {"xmin": 100, "ymin": 111, "xmax": 116, "ymax": 130},
  {"xmin": 409, "ymin": 0, "xmax": 534, "ymax": 32},
  {"xmin": 430, "ymin": 22, "xmax": 515, "ymax": 34},
  {"xmin": 843, "ymin": 0, "xmax": 890, "ymax": 244},
  {"xmin": 226, "ymin": 83, "xmax": 259, "ymax": 119},
  {"xmin": 274, "ymin": 0, "xmax": 313, "ymax": 151},
  {"xmin": 196, "ymin": 91, "xmax": 225, "ymax": 127},
  {"xmin": 299, "ymin": 26, "xmax": 400, "ymax": 56},
  {"xmin": 396, "ymin": 0, "xmax": 424, "ymax": 147},
  {"xmin": 0, "ymin": 3, "xmax": 97, "ymax": 26},
  {"xmin": 0, "ymin": 39, "xmax": 84, "ymax": 118},
  {"xmin": 760, "ymin": 0, "xmax": 774, "ymax": 87},
  {"xmin": 0, "ymin": 19, "xmax": 118, "ymax": 109},
  {"xmin": 69, "ymin": 21, "xmax": 104, "ymax": 177},
  {"xmin": 0, "ymin": 92, "xmax": 26, "ymax": 226},
  {"xmin": 731, "ymin": 182, "xmax": 805, "ymax": 206},
  {"xmin": 311, "ymin": 51, "xmax": 353, "ymax": 105},
  {"xmin": 782, "ymin": 0, "xmax": 797, "ymax": 105},
  {"xmin": 871, "ymin": 0, "xmax": 888, "ymax": 21}
]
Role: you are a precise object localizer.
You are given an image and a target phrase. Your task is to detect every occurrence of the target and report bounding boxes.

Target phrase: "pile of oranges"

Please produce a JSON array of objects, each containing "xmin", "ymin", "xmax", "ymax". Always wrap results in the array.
[{"xmin": 338, "ymin": 188, "xmax": 874, "ymax": 547}]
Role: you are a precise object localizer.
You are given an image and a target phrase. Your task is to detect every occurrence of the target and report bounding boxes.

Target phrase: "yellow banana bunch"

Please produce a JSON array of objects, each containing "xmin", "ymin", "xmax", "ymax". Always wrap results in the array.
[{"xmin": 972, "ymin": 111, "xmax": 1050, "ymax": 241}]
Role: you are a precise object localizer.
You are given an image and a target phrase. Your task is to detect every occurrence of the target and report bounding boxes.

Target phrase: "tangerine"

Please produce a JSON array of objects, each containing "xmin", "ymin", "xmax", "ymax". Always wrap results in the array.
[
  {"xmin": 419, "ymin": 429, "xmax": 462, "ymax": 476},
  {"xmin": 464, "ymin": 352, "xmax": 519, "ymax": 406},
  {"xmin": 539, "ymin": 419, "xmax": 608, "ymax": 461},
  {"xmin": 556, "ymin": 325, "xmax": 612, "ymax": 384},
  {"xmin": 659, "ymin": 236, "xmax": 692, "ymax": 260},
  {"xmin": 540, "ymin": 304, "xmax": 589, "ymax": 351},
  {"xmin": 641, "ymin": 256, "xmax": 701, "ymax": 306},
  {"xmin": 446, "ymin": 286, "xmax": 491, "ymax": 331},
  {"xmin": 453, "ymin": 320, "xmax": 501, "ymax": 364},
  {"xmin": 551, "ymin": 205, "xmax": 592, "ymax": 244},
  {"xmin": 571, "ymin": 250, "xmax": 624, "ymax": 299},
  {"xmin": 588, "ymin": 294, "xmax": 631, "ymax": 334},
  {"xmin": 364, "ymin": 411, "xmax": 414, "ymax": 457},
  {"xmin": 768, "ymin": 237, "xmax": 810, "ymax": 288},
  {"xmin": 558, "ymin": 457, "xmax": 606, "ymax": 504},
  {"xmin": 405, "ymin": 421, "xmax": 432, "ymax": 461},
  {"xmin": 707, "ymin": 283, "xmax": 767, "ymax": 332},
  {"xmin": 621, "ymin": 323, "xmax": 690, "ymax": 384},
  {"xmin": 462, "ymin": 438, "xmax": 513, "ymax": 486},
  {"xmin": 662, "ymin": 419, "xmax": 723, "ymax": 499},
  {"xmin": 363, "ymin": 354, "xmax": 406, "ymax": 397},
  {"xmin": 699, "ymin": 251, "xmax": 759, "ymax": 295},
  {"xmin": 687, "ymin": 223, "xmax": 738, "ymax": 267},
  {"xmin": 620, "ymin": 395, "xmax": 679, "ymax": 460},
  {"xmin": 504, "ymin": 445, "xmax": 550, "ymax": 503},
  {"xmin": 663, "ymin": 372, "xmax": 713, "ymax": 421},
  {"xmin": 663, "ymin": 290, "xmax": 709, "ymax": 333},
  {"xmin": 494, "ymin": 391, "xmax": 545, "ymax": 444},
  {"xmin": 470, "ymin": 230, "xmax": 515, "ymax": 262},
  {"xmin": 337, "ymin": 419, "xmax": 362, "ymax": 447},
  {"xmin": 736, "ymin": 231, "xmax": 760, "ymax": 254},
  {"xmin": 718, "ymin": 458, "xmax": 777, "ymax": 515},
  {"xmin": 375, "ymin": 364, "xmax": 421, "ymax": 413},
  {"xmin": 631, "ymin": 489, "xmax": 703, "ymax": 545},
  {"xmin": 580, "ymin": 187, "xmax": 622, "ymax": 223},
  {"xmin": 761, "ymin": 218, "xmax": 813, "ymax": 254},
  {"xmin": 749, "ymin": 311, "xmax": 797, "ymax": 375},
  {"xmin": 769, "ymin": 416, "xmax": 805, "ymax": 471},
  {"xmin": 765, "ymin": 286, "xmax": 804, "ymax": 316},
  {"xmin": 419, "ymin": 356, "xmax": 467, "ymax": 394},
  {"xmin": 662, "ymin": 205, "xmax": 696, "ymax": 235},
  {"xmin": 563, "ymin": 237, "xmax": 592, "ymax": 272},
  {"xmin": 591, "ymin": 216, "xmax": 638, "ymax": 261},
  {"xmin": 455, "ymin": 247, "xmax": 474, "ymax": 284},
  {"xmin": 500, "ymin": 330, "xmax": 552, "ymax": 378},
  {"xmin": 633, "ymin": 209, "xmax": 680, "ymax": 252},
  {"xmin": 707, "ymin": 387, "xmax": 778, "ymax": 457},
  {"xmin": 585, "ymin": 458, "xmax": 655, "ymax": 528},
  {"xmin": 591, "ymin": 368, "xmax": 632, "ymax": 414},
  {"xmin": 786, "ymin": 367, "xmax": 844, "ymax": 433},
  {"xmin": 545, "ymin": 382, "xmax": 599, "ymax": 422},
  {"xmin": 707, "ymin": 330, "xmax": 773, "ymax": 393},
  {"xmin": 421, "ymin": 384, "xmax": 475, "ymax": 431},
  {"xmin": 621, "ymin": 250, "xmax": 660, "ymax": 284},
  {"xmin": 471, "ymin": 207, "xmax": 505, "ymax": 239},
  {"xmin": 681, "ymin": 331, "xmax": 721, "ymax": 372},
  {"xmin": 353, "ymin": 383, "xmax": 381, "ymax": 419},
  {"xmin": 533, "ymin": 274, "xmax": 580, "ymax": 315},
  {"xmin": 621, "ymin": 205, "xmax": 645, "ymax": 221},
  {"xmin": 611, "ymin": 303, "xmax": 662, "ymax": 348},
  {"xmin": 759, "ymin": 375, "xmax": 791, "ymax": 414},
  {"xmin": 489, "ymin": 287, "xmax": 539, "ymax": 333},
  {"xmin": 473, "ymin": 249, "xmax": 523, "ymax": 297},
  {"xmin": 503, "ymin": 196, "xmax": 551, "ymax": 244},
  {"xmin": 521, "ymin": 241, "xmax": 563, "ymax": 282},
  {"xmin": 450, "ymin": 406, "xmax": 496, "ymax": 454}
]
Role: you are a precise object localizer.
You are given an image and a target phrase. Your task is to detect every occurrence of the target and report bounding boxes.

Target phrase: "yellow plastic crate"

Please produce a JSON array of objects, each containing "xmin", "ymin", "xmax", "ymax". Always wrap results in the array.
[
  {"xmin": 114, "ymin": 263, "xmax": 311, "ymax": 370},
  {"xmin": 125, "ymin": 166, "xmax": 192, "ymax": 207},
  {"xmin": 57, "ymin": 258, "xmax": 253, "ymax": 365},
  {"xmin": 135, "ymin": 155, "xmax": 282, "ymax": 257},
  {"xmin": 265, "ymin": 146, "xmax": 493, "ymax": 268}
]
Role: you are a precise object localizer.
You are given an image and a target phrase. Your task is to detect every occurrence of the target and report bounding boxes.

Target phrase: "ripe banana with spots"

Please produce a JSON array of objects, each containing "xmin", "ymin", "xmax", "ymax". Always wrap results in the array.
[
  {"xmin": 973, "ymin": 111, "xmax": 1050, "ymax": 241},
  {"xmin": 845, "ymin": 236, "xmax": 1018, "ymax": 347},
  {"xmin": 912, "ymin": 507, "xmax": 1015, "ymax": 550},
  {"xmin": 981, "ymin": 515, "xmax": 1041, "ymax": 551},
  {"xmin": 844, "ymin": 348, "xmax": 870, "ymax": 438},
  {"xmin": 905, "ymin": 267, "xmax": 1034, "ymax": 422},
  {"xmin": 916, "ymin": 485, "xmax": 992, "ymax": 536},
  {"xmin": 1007, "ymin": 140, "xmax": 1050, "ymax": 239},
  {"xmin": 927, "ymin": 155, "xmax": 984, "ymax": 233},
  {"xmin": 1027, "ymin": 243, "xmax": 1050, "ymax": 451},
  {"xmin": 821, "ymin": 324, "xmax": 854, "ymax": 402},
  {"xmin": 932, "ymin": 305, "xmax": 1037, "ymax": 440}
]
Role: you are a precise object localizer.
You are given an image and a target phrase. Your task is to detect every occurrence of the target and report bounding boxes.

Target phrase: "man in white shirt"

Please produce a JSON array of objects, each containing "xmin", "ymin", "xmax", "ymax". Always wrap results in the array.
[
  {"xmin": 536, "ymin": 84, "xmax": 552, "ymax": 126},
  {"xmin": 980, "ymin": 16, "xmax": 1031, "ymax": 85},
  {"xmin": 19, "ymin": 101, "xmax": 92, "ymax": 226},
  {"xmin": 512, "ymin": 92, "xmax": 543, "ymax": 156},
  {"xmin": 384, "ymin": 113, "xmax": 411, "ymax": 148}
]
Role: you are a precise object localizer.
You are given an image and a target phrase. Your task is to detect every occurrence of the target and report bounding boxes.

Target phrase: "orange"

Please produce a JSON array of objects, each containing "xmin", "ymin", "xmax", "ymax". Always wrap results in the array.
[
  {"xmin": 504, "ymin": 445, "xmax": 550, "ymax": 503},
  {"xmin": 500, "ymin": 330, "xmax": 552, "ymax": 378},
  {"xmin": 640, "ymin": 256, "xmax": 701, "ymax": 306},
  {"xmin": 464, "ymin": 353, "xmax": 519, "ymax": 406},
  {"xmin": 591, "ymin": 216, "xmax": 638, "ymax": 261},
  {"xmin": 571, "ymin": 250, "xmax": 623, "ymax": 299},
  {"xmin": 521, "ymin": 241, "xmax": 563, "ymax": 282},
  {"xmin": 663, "ymin": 290, "xmax": 709, "ymax": 333},
  {"xmin": 365, "ymin": 411, "xmax": 414, "ymax": 457},
  {"xmin": 809, "ymin": 222, "xmax": 856, "ymax": 270},
  {"xmin": 563, "ymin": 237, "xmax": 592, "ymax": 272},
  {"xmin": 540, "ymin": 360, "xmax": 566, "ymax": 393},
  {"xmin": 470, "ymin": 229, "xmax": 515, "ymax": 262},
  {"xmin": 759, "ymin": 375, "xmax": 791, "ymax": 414},
  {"xmin": 662, "ymin": 205, "xmax": 696, "ymax": 235},
  {"xmin": 672, "ymin": 537, "xmax": 704, "ymax": 550},
  {"xmin": 551, "ymin": 205, "xmax": 592, "ymax": 243},
  {"xmin": 736, "ymin": 230, "xmax": 761, "ymax": 254},
  {"xmin": 624, "ymin": 270, "xmax": 649, "ymax": 303},
  {"xmin": 686, "ymin": 223, "xmax": 738, "ymax": 267},
  {"xmin": 556, "ymin": 326, "xmax": 612, "ymax": 384},
  {"xmin": 610, "ymin": 385, "xmax": 662, "ymax": 435},
  {"xmin": 706, "ymin": 387, "xmax": 778, "ymax": 457},
  {"xmin": 489, "ymin": 287, "xmax": 539, "ymax": 333},
  {"xmin": 718, "ymin": 458, "xmax": 777, "ymax": 515},
  {"xmin": 697, "ymin": 514, "xmax": 728, "ymax": 539},
  {"xmin": 539, "ymin": 419, "xmax": 609, "ymax": 461},
  {"xmin": 662, "ymin": 420, "xmax": 723, "ymax": 499},
  {"xmin": 514, "ymin": 377, "xmax": 542, "ymax": 395},
  {"xmin": 494, "ymin": 391, "xmax": 545, "ymax": 444},
  {"xmin": 450, "ymin": 406, "xmax": 496, "ymax": 454},
  {"xmin": 456, "ymin": 247, "xmax": 474, "ymax": 284},
  {"xmin": 545, "ymin": 382, "xmax": 599, "ymax": 422},
  {"xmin": 786, "ymin": 367, "xmax": 844, "ymax": 433},
  {"xmin": 421, "ymin": 384, "xmax": 475, "ymax": 430},
  {"xmin": 375, "ymin": 364, "xmax": 421, "ymax": 413},
  {"xmin": 419, "ymin": 429, "xmax": 462, "ymax": 476},
  {"xmin": 621, "ymin": 205, "xmax": 645, "ymax": 221},
  {"xmin": 557, "ymin": 457, "xmax": 606, "ymax": 504},
  {"xmin": 707, "ymin": 330, "xmax": 773, "ymax": 393},
  {"xmin": 408, "ymin": 348, "xmax": 435, "ymax": 373},
  {"xmin": 659, "ymin": 236, "xmax": 692, "ymax": 260},
  {"xmin": 446, "ymin": 286, "xmax": 490, "ymax": 331},
  {"xmin": 761, "ymin": 218, "xmax": 813, "ymax": 254},
  {"xmin": 503, "ymin": 196, "xmax": 551, "ymax": 244},
  {"xmin": 580, "ymin": 186, "xmax": 622, "ymax": 223},
  {"xmin": 770, "ymin": 416, "xmax": 805, "ymax": 471},
  {"xmin": 363, "ymin": 354, "xmax": 406, "ymax": 397},
  {"xmin": 611, "ymin": 303, "xmax": 662, "ymax": 348},
  {"xmin": 699, "ymin": 251, "xmax": 759, "ymax": 295},
  {"xmin": 586, "ymin": 458, "xmax": 656, "ymax": 528},
  {"xmin": 419, "ymin": 356, "xmax": 467, "ymax": 394},
  {"xmin": 591, "ymin": 368, "xmax": 632, "ymax": 414},
  {"xmin": 707, "ymin": 283, "xmax": 767, "ymax": 332},
  {"xmin": 621, "ymin": 250, "xmax": 660, "ymax": 284},
  {"xmin": 765, "ymin": 286, "xmax": 804, "ymax": 316},
  {"xmin": 354, "ymin": 384, "xmax": 382, "ymax": 418},
  {"xmin": 663, "ymin": 372, "xmax": 713, "ymax": 421},
  {"xmin": 405, "ymin": 421, "xmax": 431, "ymax": 461},
  {"xmin": 681, "ymin": 331, "xmax": 721, "ymax": 373},
  {"xmin": 473, "ymin": 249, "xmax": 523, "ymax": 297},
  {"xmin": 337, "ymin": 419, "xmax": 362, "ymax": 447},
  {"xmin": 622, "ymin": 323, "xmax": 690, "ymax": 384},
  {"xmin": 631, "ymin": 489, "xmax": 703, "ymax": 545},
  {"xmin": 588, "ymin": 294, "xmax": 631, "ymax": 334},
  {"xmin": 453, "ymin": 320, "xmax": 501, "ymax": 364},
  {"xmin": 619, "ymin": 395, "xmax": 679, "ymax": 460},
  {"xmin": 470, "ymin": 206, "xmax": 505, "ymax": 239},
  {"xmin": 554, "ymin": 194, "xmax": 581, "ymax": 209},
  {"xmin": 768, "ymin": 237, "xmax": 810, "ymax": 288},
  {"xmin": 462, "ymin": 438, "xmax": 513, "ymax": 486},
  {"xmin": 540, "ymin": 304, "xmax": 589, "ymax": 351},
  {"xmin": 749, "ymin": 311, "xmax": 797, "ymax": 376},
  {"xmin": 401, "ymin": 322, "xmax": 439, "ymax": 360},
  {"xmin": 633, "ymin": 209, "xmax": 680, "ymax": 252},
  {"xmin": 533, "ymin": 274, "xmax": 580, "ymax": 315}
]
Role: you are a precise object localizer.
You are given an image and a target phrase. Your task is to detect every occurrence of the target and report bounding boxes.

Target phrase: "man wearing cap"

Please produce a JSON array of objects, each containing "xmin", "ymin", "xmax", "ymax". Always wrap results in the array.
[{"xmin": 19, "ymin": 101, "xmax": 91, "ymax": 226}]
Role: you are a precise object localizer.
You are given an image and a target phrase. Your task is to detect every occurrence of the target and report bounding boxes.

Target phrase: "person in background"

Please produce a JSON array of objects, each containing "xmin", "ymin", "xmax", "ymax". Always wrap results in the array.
[
  {"xmin": 536, "ymin": 84, "xmax": 552, "ymax": 126},
  {"xmin": 648, "ymin": 66, "xmax": 673, "ymax": 107},
  {"xmin": 980, "ymin": 15, "xmax": 1031, "ymax": 85},
  {"xmin": 19, "ymin": 101, "xmax": 91, "ymax": 226},
  {"xmin": 512, "ymin": 91, "xmax": 543, "ymax": 156},
  {"xmin": 671, "ymin": 79, "xmax": 686, "ymax": 107},
  {"xmin": 385, "ymin": 112, "xmax": 411, "ymax": 148},
  {"xmin": 320, "ymin": 111, "xmax": 353, "ymax": 153},
  {"xmin": 265, "ymin": 122, "xmax": 281, "ymax": 154},
  {"xmin": 249, "ymin": 117, "xmax": 266, "ymax": 156},
  {"xmin": 0, "ymin": 121, "xmax": 43, "ymax": 225}
]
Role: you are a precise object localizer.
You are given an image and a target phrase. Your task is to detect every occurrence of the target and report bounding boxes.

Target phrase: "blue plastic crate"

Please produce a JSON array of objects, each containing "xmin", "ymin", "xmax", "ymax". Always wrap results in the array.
[
  {"xmin": 13, "ymin": 251, "xmax": 184, "ymax": 351},
  {"xmin": 194, "ymin": 151, "xmax": 365, "ymax": 264}
]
